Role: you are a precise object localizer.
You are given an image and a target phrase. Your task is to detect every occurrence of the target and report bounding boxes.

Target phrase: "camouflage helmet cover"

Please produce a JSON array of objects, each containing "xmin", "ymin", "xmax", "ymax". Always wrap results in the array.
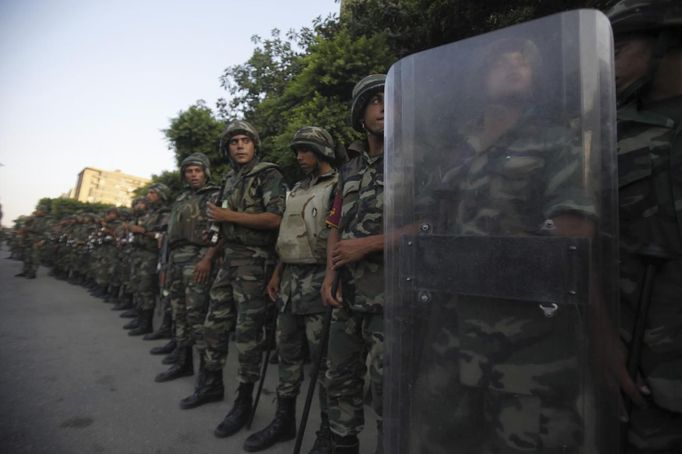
[
  {"xmin": 181, "ymin": 152, "xmax": 211, "ymax": 181},
  {"xmin": 607, "ymin": 0, "xmax": 682, "ymax": 34},
  {"xmin": 351, "ymin": 74, "xmax": 386, "ymax": 132},
  {"xmin": 289, "ymin": 126, "xmax": 336, "ymax": 161},
  {"xmin": 147, "ymin": 183, "xmax": 171, "ymax": 202}
]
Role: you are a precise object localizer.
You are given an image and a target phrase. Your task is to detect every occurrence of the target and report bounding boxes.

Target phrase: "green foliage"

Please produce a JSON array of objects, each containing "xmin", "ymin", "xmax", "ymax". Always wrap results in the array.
[
  {"xmin": 344, "ymin": 0, "xmax": 617, "ymax": 58},
  {"xmin": 133, "ymin": 170, "xmax": 184, "ymax": 202},
  {"xmin": 218, "ymin": 15, "xmax": 395, "ymax": 184},
  {"xmin": 163, "ymin": 100, "xmax": 227, "ymax": 175},
  {"xmin": 37, "ymin": 198, "xmax": 115, "ymax": 218}
]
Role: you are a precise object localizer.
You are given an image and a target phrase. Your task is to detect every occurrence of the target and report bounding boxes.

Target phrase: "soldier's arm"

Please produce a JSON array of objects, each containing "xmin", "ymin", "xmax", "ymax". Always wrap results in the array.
[
  {"xmin": 322, "ymin": 227, "xmax": 342, "ymax": 308},
  {"xmin": 207, "ymin": 205, "xmax": 281, "ymax": 231}
]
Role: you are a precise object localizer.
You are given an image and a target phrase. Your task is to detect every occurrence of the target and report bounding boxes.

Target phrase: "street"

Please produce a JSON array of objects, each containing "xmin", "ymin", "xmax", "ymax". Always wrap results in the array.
[{"xmin": 0, "ymin": 251, "xmax": 377, "ymax": 454}]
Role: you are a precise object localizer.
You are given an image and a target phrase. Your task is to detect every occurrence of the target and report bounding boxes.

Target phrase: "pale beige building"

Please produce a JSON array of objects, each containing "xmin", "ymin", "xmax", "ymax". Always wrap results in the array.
[{"xmin": 73, "ymin": 167, "xmax": 150, "ymax": 206}]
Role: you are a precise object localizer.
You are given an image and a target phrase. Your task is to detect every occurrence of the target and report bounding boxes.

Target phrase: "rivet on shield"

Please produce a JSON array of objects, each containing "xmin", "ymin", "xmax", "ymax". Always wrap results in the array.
[
  {"xmin": 419, "ymin": 223, "xmax": 431, "ymax": 233},
  {"xmin": 417, "ymin": 291, "xmax": 431, "ymax": 304},
  {"xmin": 569, "ymin": 290, "xmax": 577, "ymax": 295},
  {"xmin": 539, "ymin": 303, "xmax": 559, "ymax": 318},
  {"xmin": 405, "ymin": 276, "xmax": 412, "ymax": 282},
  {"xmin": 407, "ymin": 241, "xmax": 413, "ymax": 246},
  {"xmin": 568, "ymin": 245, "xmax": 577, "ymax": 251}
]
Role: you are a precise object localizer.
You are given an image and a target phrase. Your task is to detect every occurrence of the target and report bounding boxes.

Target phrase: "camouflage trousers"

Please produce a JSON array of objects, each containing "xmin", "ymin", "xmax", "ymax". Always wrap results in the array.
[
  {"xmin": 621, "ymin": 258, "xmax": 682, "ymax": 454},
  {"xmin": 276, "ymin": 309, "xmax": 328, "ymax": 416},
  {"xmin": 21, "ymin": 242, "xmax": 40, "ymax": 275},
  {"xmin": 130, "ymin": 250, "xmax": 158, "ymax": 311},
  {"xmin": 325, "ymin": 307, "xmax": 383, "ymax": 438},
  {"xmin": 203, "ymin": 260, "xmax": 269, "ymax": 383},
  {"xmin": 168, "ymin": 247, "xmax": 213, "ymax": 350},
  {"xmin": 408, "ymin": 295, "xmax": 583, "ymax": 454}
]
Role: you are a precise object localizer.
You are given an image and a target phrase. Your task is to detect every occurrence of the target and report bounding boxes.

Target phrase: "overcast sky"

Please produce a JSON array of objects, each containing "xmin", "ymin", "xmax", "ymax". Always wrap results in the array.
[{"xmin": 0, "ymin": 0, "xmax": 339, "ymax": 224}]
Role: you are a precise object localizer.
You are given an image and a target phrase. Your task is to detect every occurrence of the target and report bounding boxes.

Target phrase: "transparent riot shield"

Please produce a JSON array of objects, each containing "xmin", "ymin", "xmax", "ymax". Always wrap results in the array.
[{"xmin": 384, "ymin": 10, "xmax": 619, "ymax": 454}]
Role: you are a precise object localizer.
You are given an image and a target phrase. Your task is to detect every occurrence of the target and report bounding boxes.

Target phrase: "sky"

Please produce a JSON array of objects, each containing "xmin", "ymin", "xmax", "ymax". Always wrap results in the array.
[{"xmin": 0, "ymin": 0, "xmax": 339, "ymax": 225}]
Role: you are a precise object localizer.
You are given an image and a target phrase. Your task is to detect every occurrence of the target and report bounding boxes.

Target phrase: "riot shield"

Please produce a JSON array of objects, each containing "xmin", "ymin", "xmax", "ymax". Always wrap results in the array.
[{"xmin": 384, "ymin": 10, "xmax": 619, "ymax": 454}]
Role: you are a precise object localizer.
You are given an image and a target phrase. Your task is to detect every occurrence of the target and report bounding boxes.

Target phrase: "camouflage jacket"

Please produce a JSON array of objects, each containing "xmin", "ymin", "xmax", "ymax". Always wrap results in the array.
[
  {"xmin": 167, "ymin": 183, "xmax": 220, "ymax": 251},
  {"xmin": 219, "ymin": 158, "xmax": 287, "ymax": 264},
  {"xmin": 617, "ymin": 97, "xmax": 682, "ymax": 413},
  {"xmin": 435, "ymin": 117, "xmax": 596, "ymax": 235},
  {"xmin": 331, "ymin": 140, "xmax": 384, "ymax": 313},
  {"xmin": 134, "ymin": 204, "xmax": 169, "ymax": 253}
]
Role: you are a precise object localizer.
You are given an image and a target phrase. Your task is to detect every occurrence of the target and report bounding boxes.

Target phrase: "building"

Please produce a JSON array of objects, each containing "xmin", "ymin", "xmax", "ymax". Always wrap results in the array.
[{"xmin": 72, "ymin": 167, "xmax": 150, "ymax": 206}]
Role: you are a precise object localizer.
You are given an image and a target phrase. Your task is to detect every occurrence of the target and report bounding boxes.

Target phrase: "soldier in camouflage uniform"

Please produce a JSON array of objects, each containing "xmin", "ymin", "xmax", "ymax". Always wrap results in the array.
[
  {"xmin": 321, "ymin": 74, "xmax": 387, "ymax": 454},
  {"xmin": 123, "ymin": 184, "xmax": 170, "ymax": 336},
  {"xmin": 154, "ymin": 153, "xmax": 220, "ymax": 383},
  {"xmin": 91, "ymin": 208, "xmax": 121, "ymax": 300},
  {"xmin": 16, "ymin": 204, "xmax": 50, "ymax": 279},
  {"xmin": 180, "ymin": 121, "xmax": 286, "ymax": 440},
  {"xmin": 244, "ymin": 127, "xmax": 342, "ymax": 453},
  {"xmin": 608, "ymin": 2, "xmax": 682, "ymax": 453},
  {"xmin": 402, "ymin": 36, "xmax": 603, "ymax": 454}
]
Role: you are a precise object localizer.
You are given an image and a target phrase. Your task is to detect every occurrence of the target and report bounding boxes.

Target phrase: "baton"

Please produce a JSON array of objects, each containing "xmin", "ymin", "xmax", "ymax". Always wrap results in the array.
[
  {"xmin": 247, "ymin": 304, "xmax": 277, "ymax": 430},
  {"xmin": 293, "ymin": 274, "xmax": 339, "ymax": 454}
]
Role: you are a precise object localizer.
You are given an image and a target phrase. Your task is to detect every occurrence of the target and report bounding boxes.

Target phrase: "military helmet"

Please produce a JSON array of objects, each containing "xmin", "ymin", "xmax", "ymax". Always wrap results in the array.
[
  {"xmin": 289, "ymin": 126, "xmax": 336, "ymax": 162},
  {"xmin": 607, "ymin": 0, "xmax": 682, "ymax": 34},
  {"xmin": 147, "ymin": 183, "xmax": 171, "ymax": 202},
  {"xmin": 181, "ymin": 152, "xmax": 211, "ymax": 181},
  {"xmin": 351, "ymin": 74, "xmax": 386, "ymax": 132},
  {"xmin": 220, "ymin": 120, "xmax": 261, "ymax": 161}
]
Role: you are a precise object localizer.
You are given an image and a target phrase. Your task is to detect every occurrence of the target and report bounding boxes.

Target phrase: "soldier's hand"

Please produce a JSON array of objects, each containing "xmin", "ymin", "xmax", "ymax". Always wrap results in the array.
[
  {"xmin": 331, "ymin": 238, "xmax": 372, "ymax": 269},
  {"xmin": 193, "ymin": 257, "xmax": 212, "ymax": 284},
  {"xmin": 321, "ymin": 271, "xmax": 342, "ymax": 308},
  {"xmin": 266, "ymin": 273, "xmax": 280, "ymax": 302},
  {"xmin": 206, "ymin": 202, "xmax": 233, "ymax": 223}
]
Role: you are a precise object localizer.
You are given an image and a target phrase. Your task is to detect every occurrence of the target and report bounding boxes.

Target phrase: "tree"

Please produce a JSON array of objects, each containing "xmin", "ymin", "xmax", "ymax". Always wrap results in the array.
[{"xmin": 163, "ymin": 100, "xmax": 227, "ymax": 176}]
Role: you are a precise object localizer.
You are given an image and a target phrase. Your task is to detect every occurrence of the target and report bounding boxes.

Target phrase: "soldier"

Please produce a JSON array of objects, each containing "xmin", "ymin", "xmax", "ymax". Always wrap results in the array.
[
  {"xmin": 608, "ymin": 1, "xmax": 682, "ymax": 453},
  {"xmin": 16, "ymin": 204, "xmax": 50, "ymax": 279},
  {"xmin": 321, "ymin": 74, "xmax": 387, "ymax": 454},
  {"xmin": 124, "ymin": 183, "xmax": 170, "ymax": 336},
  {"xmin": 382, "ymin": 12, "xmax": 621, "ymax": 454},
  {"xmin": 244, "ymin": 127, "xmax": 341, "ymax": 452},
  {"xmin": 154, "ymin": 153, "xmax": 220, "ymax": 383},
  {"xmin": 180, "ymin": 121, "xmax": 286, "ymax": 441}
]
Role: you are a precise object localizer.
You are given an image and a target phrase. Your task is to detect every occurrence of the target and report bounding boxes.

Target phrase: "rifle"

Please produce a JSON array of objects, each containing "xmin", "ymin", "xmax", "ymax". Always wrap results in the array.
[
  {"xmin": 247, "ymin": 301, "xmax": 278, "ymax": 429},
  {"xmin": 293, "ymin": 274, "xmax": 339, "ymax": 454}
]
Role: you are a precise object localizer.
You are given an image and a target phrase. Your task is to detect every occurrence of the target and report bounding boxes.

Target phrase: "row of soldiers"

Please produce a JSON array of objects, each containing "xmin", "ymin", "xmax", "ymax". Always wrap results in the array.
[
  {"xmin": 6, "ymin": 1, "xmax": 681, "ymax": 453},
  {"xmin": 8, "ymin": 72, "xmax": 384, "ymax": 454}
]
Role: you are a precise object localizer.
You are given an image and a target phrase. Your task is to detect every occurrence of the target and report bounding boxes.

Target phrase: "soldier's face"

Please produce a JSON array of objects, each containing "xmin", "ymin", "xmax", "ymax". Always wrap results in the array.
[
  {"xmin": 614, "ymin": 33, "xmax": 655, "ymax": 95},
  {"xmin": 296, "ymin": 148, "xmax": 319, "ymax": 175},
  {"xmin": 363, "ymin": 93, "xmax": 384, "ymax": 135},
  {"xmin": 228, "ymin": 134, "xmax": 256, "ymax": 165},
  {"xmin": 147, "ymin": 191, "xmax": 160, "ymax": 204},
  {"xmin": 184, "ymin": 164, "xmax": 206, "ymax": 189},
  {"xmin": 485, "ymin": 51, "xmax": 533, "ymax": 102}
]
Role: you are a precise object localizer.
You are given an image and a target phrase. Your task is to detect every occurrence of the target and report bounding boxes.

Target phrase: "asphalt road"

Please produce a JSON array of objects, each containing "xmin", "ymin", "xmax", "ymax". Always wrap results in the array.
[{"xmin": 0, "ymin": 251, "xmax": 377, "ymax": 454}]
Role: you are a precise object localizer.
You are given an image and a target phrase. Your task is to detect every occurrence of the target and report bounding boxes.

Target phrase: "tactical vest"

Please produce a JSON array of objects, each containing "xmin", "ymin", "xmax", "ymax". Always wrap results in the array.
[
  {"xmin": 167, "ymin": 185, "xmax": 218, "ymax": 247},
  {"xmin": 276, "ymin": 174, "xmax": 337, "ymax": 264},
  {"xmin": 221, "ymin": 162, "xmax": 280, "ymax": 247}
]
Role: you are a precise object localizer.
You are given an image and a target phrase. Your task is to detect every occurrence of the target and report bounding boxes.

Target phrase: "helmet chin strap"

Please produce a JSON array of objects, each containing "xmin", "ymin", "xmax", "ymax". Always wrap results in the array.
[{"xmin": 362, "ymin": 121, "xmax": 384, "ymax": 138}]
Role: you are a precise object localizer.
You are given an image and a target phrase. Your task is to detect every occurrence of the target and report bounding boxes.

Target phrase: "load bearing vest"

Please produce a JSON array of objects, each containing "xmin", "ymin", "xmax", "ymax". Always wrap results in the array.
[{"xmin": 276, "ymin": 175, "xmax": 338, "ymax": 264}]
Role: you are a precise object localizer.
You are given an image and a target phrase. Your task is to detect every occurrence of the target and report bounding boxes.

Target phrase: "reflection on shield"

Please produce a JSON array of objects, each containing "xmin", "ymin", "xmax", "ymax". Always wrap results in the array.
[{"xmin": 384, "ymin": 9, "xmax": 620, "ymax": 454}]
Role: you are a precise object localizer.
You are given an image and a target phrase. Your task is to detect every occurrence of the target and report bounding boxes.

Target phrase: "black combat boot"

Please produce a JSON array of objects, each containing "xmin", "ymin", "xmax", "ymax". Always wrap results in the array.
[
  {"xmin": 15, "ymin": 272, "xmax": 27, "ymax": 277},
  {"xmin": 143, "ymin": 310, "xmax": 172, "ymax": 340},
  {"xmin": 332, "ymin": 434, "xmax": 359, "ymax": 454},
  {"xmin": 162, "ymin": 346, "xmax": 179, "ymax": 364},
  {"xmin": 122, "ymin": 317, "xmax": 140, "ymax": 330},
  {"xmin": 179, "ymin": 361, "xmax": 224, "ymax": 409},
  {"xmin": 120, "ymin": 308, "xmax": 137, "ymax": 318},
  {"xmin": 374, "ymin": 420, "xmax": 383, "ymax": 454},
  {"xmin": 155, "ymin": 346, "xmax": 193, "ymax": 382},
  {"xmin": 308, "ymin": 414, "xmax": 332, "ymax": 454},
  {"xmin": 128, "ymin": 309, "xmax": 153, "ymax": 336},
  {"xmin": 25, "ymin": 272, "xmax": 37, "ymax": 279},
  {"xmin": 150, "ymin": 339, "xmax": 176, "ymax": 355},
  {"xmin": 243, "ymin": 396, "xmax": 297, "ymax": 452},
  {"xmin": 214, "ymin": 382, "xmax": 255, "ymax": 438}
]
